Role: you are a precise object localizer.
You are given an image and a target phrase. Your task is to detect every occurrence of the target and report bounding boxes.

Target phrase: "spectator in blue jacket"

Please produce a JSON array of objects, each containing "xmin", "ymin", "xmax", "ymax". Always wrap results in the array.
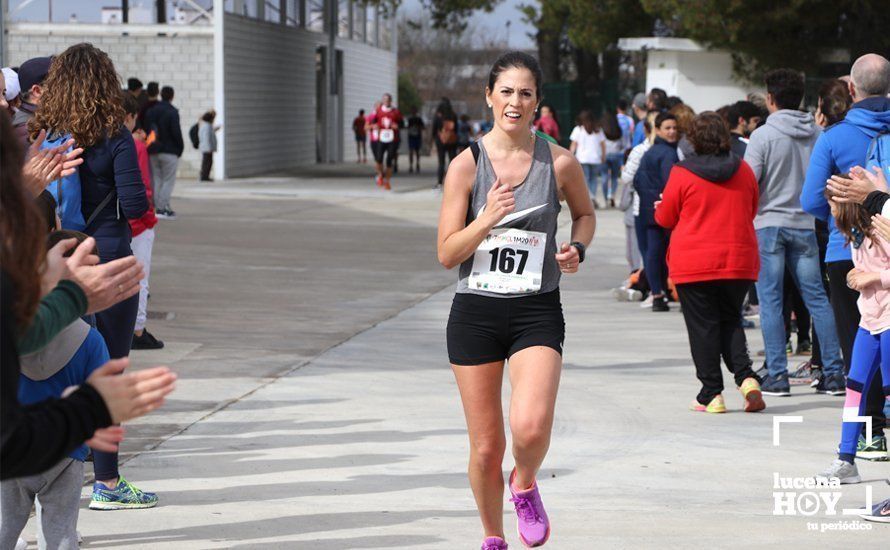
[
  {"xmin": 801, "ymin": 53, "xmax": 890, "ymax": 453},
  {"xmin": 1, "ymin": 320, "xmax": 109, "ymax": 549},
  {"xmin": 634, "ymin": 112, "xmax": 679, "ymax": 312}
]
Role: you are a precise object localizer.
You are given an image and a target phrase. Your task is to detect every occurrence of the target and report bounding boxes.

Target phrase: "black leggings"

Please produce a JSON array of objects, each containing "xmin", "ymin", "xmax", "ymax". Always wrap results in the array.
[
  {"xmin": 783, "ymin": 268, "xmax": 811, "ymax": 344},
  {"xmin": 436, "ymin": 142, "xmax": 457, "ymax": 185},
  {"xmin": 677, "ymin": 280, "xmax": 758, "ymax": 405},
  {"xmin": 91, "ymin": 235, "xmax": 139, "ymax": 481},
  {"xmin": 826, "ymin": 260, "xmax": 885, "ymax": 437}
]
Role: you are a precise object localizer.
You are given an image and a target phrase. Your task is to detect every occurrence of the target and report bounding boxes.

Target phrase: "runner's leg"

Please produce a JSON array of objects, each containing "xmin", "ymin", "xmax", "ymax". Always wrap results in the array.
[
  {"xmin": 452, "ymin": 361, "xmax": 507, "ymax": 540},
  {"xmin": 508, "ymin": 346, "xmax": 561, "ymax": 490}
]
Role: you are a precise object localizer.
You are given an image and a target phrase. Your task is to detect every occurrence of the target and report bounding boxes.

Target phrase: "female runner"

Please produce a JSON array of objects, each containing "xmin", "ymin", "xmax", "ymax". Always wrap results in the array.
[{"xmin": 437, "ymin": 51, "xmax": 595, "ymax": 549}]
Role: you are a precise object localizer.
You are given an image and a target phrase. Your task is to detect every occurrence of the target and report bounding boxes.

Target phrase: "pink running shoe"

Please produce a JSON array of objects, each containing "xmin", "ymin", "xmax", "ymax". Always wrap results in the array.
[
  {"xmin": 481, "ymin": 536, "xmax": 509, "ymax": 549},
  {"xmin": 508, "ymin": 469, "xmax": 551, "ymax": 547}
]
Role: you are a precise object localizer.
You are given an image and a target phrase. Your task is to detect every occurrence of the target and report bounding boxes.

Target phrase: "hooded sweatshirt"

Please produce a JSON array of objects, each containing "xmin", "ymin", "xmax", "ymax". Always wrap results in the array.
[
  {"xmin": 655, "ymin": 153, "xmax": 760, "ymax": 284},
  {"xmin": 17, "ymin": 321, "xmax": 110, "ymax": 461},
  {"xmin": 801, "ymin": 97, "xmax": 890, "ymax": 263},
  {"xmin": 744, "ymin": 109, "xmax": 821, "ymax": 230}
]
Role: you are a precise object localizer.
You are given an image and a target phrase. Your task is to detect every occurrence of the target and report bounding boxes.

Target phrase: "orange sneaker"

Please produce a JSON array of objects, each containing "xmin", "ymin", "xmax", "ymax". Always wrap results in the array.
[
  {"xmin": 689, "ymin": 394, "xmax": 726, "ymax": 413},
  {"xmin": 739, "ymin": 378, "xmax": 766, "ymax": 412},
  {"xmin": 383, "ymin": 179, "xmax": 391, "ymax": 190},
  {"xmin": 376, "ymin": 175, "xmax": 383, "ymax": 187}
]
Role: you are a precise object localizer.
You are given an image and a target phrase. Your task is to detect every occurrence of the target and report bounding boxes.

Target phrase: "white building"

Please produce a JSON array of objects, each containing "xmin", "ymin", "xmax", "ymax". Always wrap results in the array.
[
  {"xmin": 1, "ymin": 0, "xmax": 398, "ymax": 179},
  {"xmin": 618, "ymin": 37, "xmax": 762, "ymax": 112},
  {"xmin": 101, "ymin": 5, "xmax": 154, "ymax": 25}
]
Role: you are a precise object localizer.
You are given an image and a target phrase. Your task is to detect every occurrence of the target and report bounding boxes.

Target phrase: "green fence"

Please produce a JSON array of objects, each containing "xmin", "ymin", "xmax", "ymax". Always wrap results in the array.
[{"xmin": 542, "ymin": 79, "xmax": 621, "ymax": 147}]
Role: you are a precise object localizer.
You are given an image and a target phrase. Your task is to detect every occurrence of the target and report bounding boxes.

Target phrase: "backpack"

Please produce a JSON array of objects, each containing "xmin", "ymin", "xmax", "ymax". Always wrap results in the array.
[
  {"xmin": 144, "ymin": 106, "xmax": 163, "ymax": 154},
  {"xmin": 865, "ymin": 131, "xmax": 890, "ymax": 181},
  {"xmin": 42, "ymin": 133, "xmax": 86, "ymax": 231},
  {"xmin": 189, "ymin": 123, "xmax": 200, "ymax": 149},
  {"xmin": 438, "ymin": 119, "xmax": 457, "ymax": 145}
]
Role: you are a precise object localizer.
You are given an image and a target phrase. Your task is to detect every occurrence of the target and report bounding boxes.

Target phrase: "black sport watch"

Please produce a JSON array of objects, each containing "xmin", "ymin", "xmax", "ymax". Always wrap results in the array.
[{"xmin": 570, "ymin": 241, "xmax": 586, "ymax": 263}]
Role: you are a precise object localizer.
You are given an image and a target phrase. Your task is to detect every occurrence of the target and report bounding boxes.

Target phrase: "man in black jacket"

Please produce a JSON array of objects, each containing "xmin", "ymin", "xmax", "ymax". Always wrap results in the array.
[
  {"xmin": 146, "ymin": 86, "xmax": 184, "ymax": 219},
  {"xmin": 726, "ymin": 100, "xmax": 761, "ymax": 158}
]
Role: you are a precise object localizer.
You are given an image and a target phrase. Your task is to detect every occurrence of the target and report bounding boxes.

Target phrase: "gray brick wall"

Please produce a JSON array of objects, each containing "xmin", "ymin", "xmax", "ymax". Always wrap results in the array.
[{"xmin": 6, "ymin": 25, "xmax": 213, "ymax": 178}]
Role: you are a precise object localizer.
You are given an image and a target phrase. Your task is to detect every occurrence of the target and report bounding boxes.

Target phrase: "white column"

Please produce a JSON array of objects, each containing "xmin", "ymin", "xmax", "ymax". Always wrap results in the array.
[{"xmin": 213, "ymin": 0, "xmax": 226, "ymax": 180}]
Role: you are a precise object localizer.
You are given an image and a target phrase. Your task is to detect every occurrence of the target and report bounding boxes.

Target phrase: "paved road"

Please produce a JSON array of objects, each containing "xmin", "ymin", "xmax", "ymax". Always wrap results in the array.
[{"xmin": 20, "ymin": 166, "xmax": 888, "ymax": 548}]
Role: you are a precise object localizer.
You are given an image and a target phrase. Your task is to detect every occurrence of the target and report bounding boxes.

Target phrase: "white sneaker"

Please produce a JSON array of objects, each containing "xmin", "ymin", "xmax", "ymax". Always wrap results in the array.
[
  {"xmin": 15, "ymin": 538, "xmax": 26, "ymax": 550},
  {"xmin": 816, "ymin": 458, "xmax": 861, "ymax": 484},
  {"xmin": 611, "ymin": 287, "xmax": 642, "ymax": 302},
  {"xmin": 640, "ymin": 295, "xmax": 653, "ymax": 308}
]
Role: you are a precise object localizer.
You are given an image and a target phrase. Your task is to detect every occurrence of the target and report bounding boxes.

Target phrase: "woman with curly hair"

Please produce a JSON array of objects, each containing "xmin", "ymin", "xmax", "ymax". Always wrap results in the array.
[
  {"xmin": 29, "ymin": 42, "xmax": 157, "ymax": 510},
  {"xmin": 1, "ymin": 110, "xmax": 176, "ymax": 481},
  {"xmin": 670, "ymin": 103, "xmax": 696, "ymax": 160}
]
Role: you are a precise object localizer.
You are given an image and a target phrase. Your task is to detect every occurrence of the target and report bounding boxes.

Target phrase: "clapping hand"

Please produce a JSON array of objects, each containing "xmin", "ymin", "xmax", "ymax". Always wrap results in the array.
[
  {"xmin": 826, "ymin": 166, "xmax": 887, "ymax": 204},
  {"xmin": 23, "ymin": 130, "xmax": 84, "ymax": 197}
]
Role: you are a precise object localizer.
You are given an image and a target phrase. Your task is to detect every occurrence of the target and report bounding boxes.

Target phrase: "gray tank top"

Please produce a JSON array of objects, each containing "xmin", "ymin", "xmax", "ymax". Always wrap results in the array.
[{"xmin": 456, "ymin": 136, "xmax": 561, "ymax": 297}]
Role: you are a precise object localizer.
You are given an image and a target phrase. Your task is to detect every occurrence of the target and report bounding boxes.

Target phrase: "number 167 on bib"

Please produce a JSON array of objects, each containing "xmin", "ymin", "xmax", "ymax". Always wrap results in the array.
[{"xmin": 468, "ymin": 228, "xmax": 547, "ymax": 294}]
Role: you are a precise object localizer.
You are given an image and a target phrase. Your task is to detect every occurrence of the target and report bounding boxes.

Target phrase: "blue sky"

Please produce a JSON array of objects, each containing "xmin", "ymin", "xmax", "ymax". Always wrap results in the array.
[{"xmin": 10, "ymin": 0, "xmax": 536, "ymax": 48}]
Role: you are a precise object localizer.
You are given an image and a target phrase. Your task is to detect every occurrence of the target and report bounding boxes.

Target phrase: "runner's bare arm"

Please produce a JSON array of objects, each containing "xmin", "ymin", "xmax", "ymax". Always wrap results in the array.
[
  {"xmin": 551, "ymin": 144, "xmax": 596, "ymax": 248},
  {"xmin": 437, "ymin": 149, "xmax": 512, "ymax": 269}
]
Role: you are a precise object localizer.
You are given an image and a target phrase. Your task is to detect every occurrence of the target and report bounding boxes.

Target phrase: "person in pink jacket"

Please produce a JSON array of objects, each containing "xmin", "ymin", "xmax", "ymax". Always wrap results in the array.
[
  {"xmin": 815, "ymin": 178, "xmax": 890, "ymax": 484},
  {"xmin": 122, "ymin": 93, "xmax": 162, "ymax": 351}
]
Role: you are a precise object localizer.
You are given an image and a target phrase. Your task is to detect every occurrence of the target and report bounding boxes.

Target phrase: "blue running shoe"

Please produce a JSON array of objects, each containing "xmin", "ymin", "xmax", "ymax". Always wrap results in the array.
[
  {"xmin": 860, "ymin": 497, "xmax": 890, "ymax": 523},
  {"xmin": 760, "ymin": 373, "xmax": 791, "ymax": 397},
  {"xmin": 89, "ymin": 477, "xmax": 158, "ymax": 510}
]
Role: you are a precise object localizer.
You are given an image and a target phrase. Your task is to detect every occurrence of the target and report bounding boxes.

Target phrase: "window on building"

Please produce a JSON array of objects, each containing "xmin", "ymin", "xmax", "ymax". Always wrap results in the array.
[
  {"xmin": 338, "ymin": 1, "xmax": 350, "ymax": 39},
  {"xmin": 351, "ymin": 1, "xmax": 365, "ymax": 41},
  {"xmin": 365, "ymin": 4, "xmax": 377, "ymax": 46},
  {"xmin": 307, "ymin": 0, "xmax": 325, "ymax": 32},
  {"xmin": 379, "ymin": 12, "xmax": 392, "ymax": 49},
  {"xmin": 286, "ymin": 0, "xmax": 299, "ymax": 26},
  {"xmin": 265, "ymin": 1, "xmax": 281, "ymax": 23}
]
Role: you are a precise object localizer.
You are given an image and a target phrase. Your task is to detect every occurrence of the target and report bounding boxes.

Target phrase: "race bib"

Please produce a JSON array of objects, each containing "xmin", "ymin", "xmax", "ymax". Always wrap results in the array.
[
  {"xmin": 468, "ymin": 228, "xmax": 546, "ymax": 294},
  {"xmin": 379, "ymin": 129, "xmax": 395, "ymax": 143}
]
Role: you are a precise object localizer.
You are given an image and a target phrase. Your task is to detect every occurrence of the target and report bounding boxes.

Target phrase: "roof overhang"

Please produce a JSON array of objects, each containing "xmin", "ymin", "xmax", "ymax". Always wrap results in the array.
[{"xmin": 617, "ymin": 37, "xmax": 706, "ymax": 52}]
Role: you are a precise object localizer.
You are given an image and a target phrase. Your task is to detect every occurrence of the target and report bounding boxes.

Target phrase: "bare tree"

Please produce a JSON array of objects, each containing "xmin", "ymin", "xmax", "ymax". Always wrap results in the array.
[{"xmin": 399, "ymin": 15, "xmax": 512, "ymax": 119}]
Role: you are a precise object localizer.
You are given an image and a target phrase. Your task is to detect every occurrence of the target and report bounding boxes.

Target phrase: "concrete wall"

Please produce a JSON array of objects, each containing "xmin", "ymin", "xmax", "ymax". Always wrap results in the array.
[
  {"xmin": 647, "ymin": 50, "xmax": 759, "ymax": 112},
  {"xmin": 223, "ymin": 13, "xmax": 397, "ymax": 176},
  {"xmin": 5, "ymin": 23, "xmax": 214, "ymax": 177},
  {"xmin": 222, "ymin": 14, "xmax": 319, "ymax": 177}
]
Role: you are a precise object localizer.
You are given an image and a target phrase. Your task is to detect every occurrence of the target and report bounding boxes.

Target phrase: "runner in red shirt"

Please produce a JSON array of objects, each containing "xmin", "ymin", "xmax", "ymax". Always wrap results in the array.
[
  {"xmin": 371, "ymin": 93, "xmax": 403, "ymax": 190},
  {"xmin": 352, "ymin": 109, "xmax": 367, "ymax": 163}
]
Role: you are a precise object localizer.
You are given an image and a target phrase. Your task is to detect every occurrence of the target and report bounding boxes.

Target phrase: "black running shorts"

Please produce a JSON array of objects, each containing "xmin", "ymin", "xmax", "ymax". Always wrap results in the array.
[
  {"xmin": 446, "ymin": 289, "xmax": 565, "ymax": 366},
  {"xmin": 372, "ymin": 141, "xmax": 398, "ymax": 167}
]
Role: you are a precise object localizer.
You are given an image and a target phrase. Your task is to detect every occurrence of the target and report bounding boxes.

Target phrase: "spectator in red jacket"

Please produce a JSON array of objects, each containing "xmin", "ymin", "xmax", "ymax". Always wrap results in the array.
[
  {"xmin": 122, "ymin": 93, "xmax": 163, "ymax": 350},
  {"xmin": 533, "ymin": 105, "xmax": 560, "ymax": 142},
  {"xmin": 655, "ymin": 112, "xmax": 764, "ymax": 414}
]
